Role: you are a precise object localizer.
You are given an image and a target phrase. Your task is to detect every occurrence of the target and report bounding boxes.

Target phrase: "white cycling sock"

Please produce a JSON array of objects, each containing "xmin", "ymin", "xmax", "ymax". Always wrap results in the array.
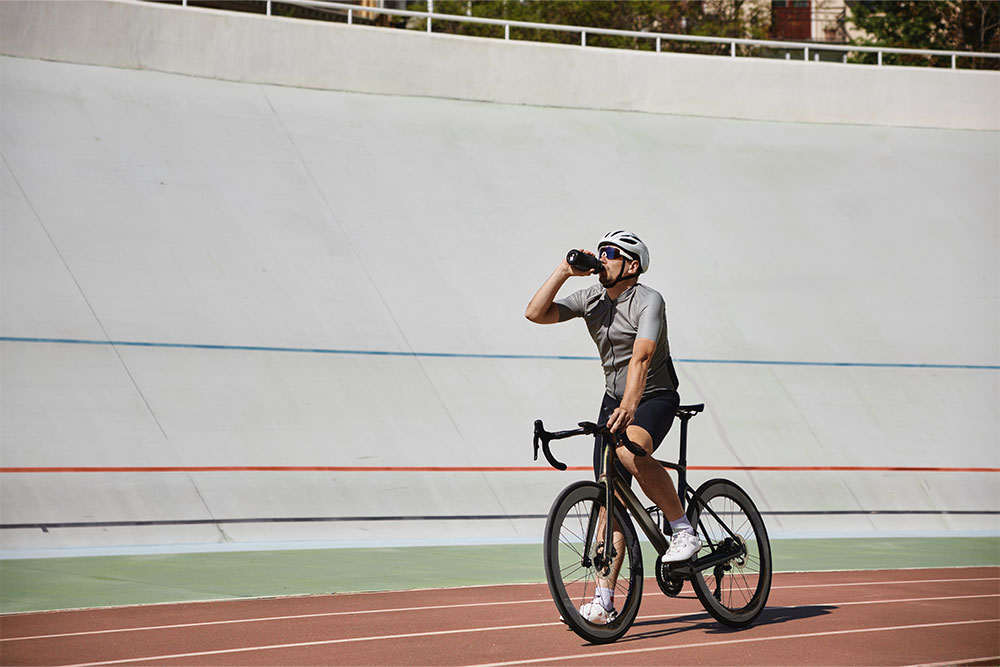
[
  {"xmin": 595, "ymin": 586, "xmax": 615, "ymax": 611},
  {"xmin": 669, "ymin": 515, "xmax": 694, "ymax": 535}
]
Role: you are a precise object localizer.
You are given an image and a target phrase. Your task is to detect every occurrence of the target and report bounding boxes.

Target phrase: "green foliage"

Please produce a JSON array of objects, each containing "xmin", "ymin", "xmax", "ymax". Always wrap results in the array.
[{"xmin": 847, "ymin": 1, "xmax": 999, "ymax": 69}]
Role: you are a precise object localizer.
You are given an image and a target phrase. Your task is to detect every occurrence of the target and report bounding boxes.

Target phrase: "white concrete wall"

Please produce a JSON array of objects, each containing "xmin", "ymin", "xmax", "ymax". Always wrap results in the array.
[
  {"xmin": 0, "ymin": 3, "xmax": 998, "ymax": 555},
  {"xmin": 1, "ymin": 0, "xmax": 998, "ymax": 130}
]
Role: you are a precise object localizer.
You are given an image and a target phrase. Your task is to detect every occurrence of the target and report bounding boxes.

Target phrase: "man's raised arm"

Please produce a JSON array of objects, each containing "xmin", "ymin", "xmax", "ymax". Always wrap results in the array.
[{"xmin": 525, "ymin": 253, "xmax": 593, "ymax": 324}]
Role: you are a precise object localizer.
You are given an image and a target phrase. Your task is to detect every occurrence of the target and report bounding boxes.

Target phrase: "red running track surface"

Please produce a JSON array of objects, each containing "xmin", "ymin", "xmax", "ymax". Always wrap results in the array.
[{"xmin": 1, "ymin": 567, "xmax": 997, "ymax": 666}]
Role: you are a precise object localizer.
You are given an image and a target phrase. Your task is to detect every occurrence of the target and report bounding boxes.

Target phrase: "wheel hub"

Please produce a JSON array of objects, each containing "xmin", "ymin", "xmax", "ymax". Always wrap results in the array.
[
  {"xmin": 593, "ymin": 541, "xmax": 613, "ymax": 576},
  {"xmin": 731, "ymin": 535, "xmax": 747, "ymax": 567}
]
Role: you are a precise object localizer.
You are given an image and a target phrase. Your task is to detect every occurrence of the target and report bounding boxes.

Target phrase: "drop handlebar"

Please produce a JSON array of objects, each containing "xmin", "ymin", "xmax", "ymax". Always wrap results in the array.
[{"xmin": 533, "ymin": 419, "xmax": 646, "ymax": 472}]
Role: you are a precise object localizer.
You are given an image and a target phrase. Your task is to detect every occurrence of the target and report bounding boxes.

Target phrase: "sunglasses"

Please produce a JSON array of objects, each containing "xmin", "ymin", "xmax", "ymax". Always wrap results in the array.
[{"xmin": 598, "ymin": 246, "xmax": 634, "ymax": 261}]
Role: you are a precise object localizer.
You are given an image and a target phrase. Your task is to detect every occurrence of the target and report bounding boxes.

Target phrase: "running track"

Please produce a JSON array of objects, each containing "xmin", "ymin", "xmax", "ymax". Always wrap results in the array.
[{"xmin": 1, "ymin": 567, "xmax": 997, "ymax": 666}]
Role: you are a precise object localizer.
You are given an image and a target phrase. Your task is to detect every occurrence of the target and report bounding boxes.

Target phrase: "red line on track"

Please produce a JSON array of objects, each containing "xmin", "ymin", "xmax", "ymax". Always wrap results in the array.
[{"xmin": 1, "ymin": 465, "xmax": 997, "ymax": 473}]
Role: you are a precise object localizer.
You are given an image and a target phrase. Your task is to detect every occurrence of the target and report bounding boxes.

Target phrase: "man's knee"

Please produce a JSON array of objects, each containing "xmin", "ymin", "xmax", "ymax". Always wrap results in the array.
[
  {"xmin": 624, "ymin": 425, "xmax": 654, "ymax": 454},
  {"xmin": 616, "ymin": 425, "xmax": 653, "ymax": 474}
]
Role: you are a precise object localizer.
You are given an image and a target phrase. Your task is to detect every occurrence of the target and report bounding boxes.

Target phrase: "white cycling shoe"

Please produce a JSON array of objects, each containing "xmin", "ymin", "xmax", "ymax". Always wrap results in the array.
[
  {"xmin": 579, "ymin": 599, "xmax": 617, "ymax": 624},
  {"xmin": 662, "ymin": 530, "xmax": 702, "ymax": 563}
]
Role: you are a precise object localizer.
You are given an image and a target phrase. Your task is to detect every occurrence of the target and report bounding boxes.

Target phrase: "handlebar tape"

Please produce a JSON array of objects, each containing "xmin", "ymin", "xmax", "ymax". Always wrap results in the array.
[{"xmin": 534, "ymin": 420, "xmax": 567, "ymax": 471}]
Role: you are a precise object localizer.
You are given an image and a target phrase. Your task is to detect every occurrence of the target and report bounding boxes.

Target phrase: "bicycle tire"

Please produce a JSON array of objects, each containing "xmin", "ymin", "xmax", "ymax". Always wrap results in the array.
[
  {"xmin": 543, "ymin": 480, "xmax": 643, "ymax": 644},
  {"xmin": 687, "ymin": 478, "xmax": 772, "ymax": 628}
]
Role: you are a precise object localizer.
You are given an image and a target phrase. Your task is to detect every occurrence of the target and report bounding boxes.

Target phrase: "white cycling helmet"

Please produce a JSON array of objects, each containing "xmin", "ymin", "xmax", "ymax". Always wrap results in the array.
[{"xmin": 599, "ymin": 230, "xmax": 649, "ymax": 273}]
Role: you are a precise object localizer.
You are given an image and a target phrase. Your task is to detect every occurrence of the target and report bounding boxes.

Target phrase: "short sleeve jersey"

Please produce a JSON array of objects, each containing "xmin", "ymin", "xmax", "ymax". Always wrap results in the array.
[{"xmin": 555, "ymin": 283, "xmax": 679, "ymax": 400}]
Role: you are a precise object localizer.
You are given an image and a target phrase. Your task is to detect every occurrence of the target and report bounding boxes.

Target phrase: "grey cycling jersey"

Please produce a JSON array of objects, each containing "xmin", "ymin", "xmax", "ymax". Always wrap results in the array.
[{"xmin": 555, "ymin": 283, "xmax": 679, "ymax": 400}]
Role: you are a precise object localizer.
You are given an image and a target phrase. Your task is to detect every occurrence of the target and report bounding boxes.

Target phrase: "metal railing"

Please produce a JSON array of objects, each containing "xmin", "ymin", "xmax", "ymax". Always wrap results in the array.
[{"xmin": 177, "ymin": 0, "xmax": 1000, "ymax": 70}]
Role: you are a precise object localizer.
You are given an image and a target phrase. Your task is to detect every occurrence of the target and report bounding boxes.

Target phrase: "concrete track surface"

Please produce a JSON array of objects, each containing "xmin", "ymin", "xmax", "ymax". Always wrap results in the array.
[{"xmin": 1, "ymin": 35, "xmax": 998, "ymax": 555}]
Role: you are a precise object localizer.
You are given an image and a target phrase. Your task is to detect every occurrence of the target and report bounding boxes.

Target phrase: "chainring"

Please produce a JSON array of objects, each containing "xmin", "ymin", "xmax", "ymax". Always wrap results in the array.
[{"xmin": 655, "ymin": 557, "xmax": 685, "ymax": 597}]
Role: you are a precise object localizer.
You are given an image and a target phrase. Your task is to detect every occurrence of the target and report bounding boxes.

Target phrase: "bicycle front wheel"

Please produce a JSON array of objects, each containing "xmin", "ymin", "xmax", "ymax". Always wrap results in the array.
[
  {"xmin": 688, "ymin": 478, "xmax": 772, "ymax": 628},
  {"xmin": 543, "ymin": 481, "xmax": 643, "ymax": 644}
]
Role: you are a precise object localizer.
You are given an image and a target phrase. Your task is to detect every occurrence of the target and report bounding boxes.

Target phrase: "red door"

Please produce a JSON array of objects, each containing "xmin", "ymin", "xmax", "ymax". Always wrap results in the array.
[{"xmin": 772, "ymin": 0, "xmax": 812, "ymax": 41}]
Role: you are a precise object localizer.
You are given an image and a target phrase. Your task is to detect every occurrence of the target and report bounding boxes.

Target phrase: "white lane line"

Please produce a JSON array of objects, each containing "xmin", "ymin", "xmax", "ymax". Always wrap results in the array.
[
  {"xmin": 0, "ymin": 598, "xmax": 549, "ymax": 642},
  {"xmin": 56, "ymin": 621, "xmax": 566, "ymax": 667},
  {"xmin": 769, "ymin": 576, "xmax": 999, "ymax": 590},
  {"xmin": 47, "ymin": 595, "xmax": 1000, "ymax": 667},
  {"xmin": 635, "ymin": 594, "xmax": 1000, "ymax": 617},
  {"xmin": 468, "ymin": 619, "xmax": 1000, "ymax": 667},
  {"xmin": 677, "ymin": 576, "xmax": 1000, "ymax": 597},
  {"xmin": 905, "ymin": 656, "xmax": 1000, "ymax": 667},
  {"xmin": 4, "ymin": 576, "xmax": 996, "ymax": 642}
]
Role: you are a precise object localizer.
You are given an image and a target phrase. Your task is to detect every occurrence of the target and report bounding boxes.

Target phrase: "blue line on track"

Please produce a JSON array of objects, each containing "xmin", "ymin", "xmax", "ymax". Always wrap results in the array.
[{"xmin": 2, "ymin": 336, "xmax": 997, "ymax": 370}]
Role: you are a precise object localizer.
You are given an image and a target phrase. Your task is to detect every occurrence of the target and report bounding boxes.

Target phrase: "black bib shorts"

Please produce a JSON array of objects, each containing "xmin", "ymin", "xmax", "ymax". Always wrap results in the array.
[{"xmin": 594, "ymin": 389, "xmax": 681, "ymax": 486}]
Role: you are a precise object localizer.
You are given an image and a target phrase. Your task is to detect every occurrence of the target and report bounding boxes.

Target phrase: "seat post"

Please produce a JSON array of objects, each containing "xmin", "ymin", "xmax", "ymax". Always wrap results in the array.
[{"xmin": 677, "ymin": 414, "xmax": 690, "ymax": 510}]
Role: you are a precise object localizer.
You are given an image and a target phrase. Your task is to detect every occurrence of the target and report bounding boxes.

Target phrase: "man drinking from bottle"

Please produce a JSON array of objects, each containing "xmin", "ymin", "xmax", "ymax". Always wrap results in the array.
[{"xmin": 525, "ymin": 230, "xmax": 701, "ymax": 624}]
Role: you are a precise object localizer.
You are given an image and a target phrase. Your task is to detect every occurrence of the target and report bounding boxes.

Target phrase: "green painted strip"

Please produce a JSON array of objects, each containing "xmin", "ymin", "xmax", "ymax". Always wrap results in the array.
[{"xmin": 1, "ymin": 538, "xmax": 997, "ymax": 614}]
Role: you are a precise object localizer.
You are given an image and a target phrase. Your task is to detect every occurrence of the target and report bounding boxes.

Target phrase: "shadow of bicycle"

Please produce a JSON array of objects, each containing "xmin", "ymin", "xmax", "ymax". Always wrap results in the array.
[{"xmin": 613, "ymin": 605, "xmax": 837, "ymax": 644}]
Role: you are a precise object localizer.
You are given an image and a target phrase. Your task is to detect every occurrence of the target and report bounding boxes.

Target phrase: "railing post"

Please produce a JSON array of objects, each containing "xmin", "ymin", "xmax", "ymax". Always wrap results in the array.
[
  {"xmin": 504, "ymin": 23, "xmax": 509, "ymax": 40},
  {"xmin": 581, "ymin": 30, "xmax": 586, "ymax": 47},
  {"xmin": 656, "ymin": 36, "xmax": 661, "ymax": 53},
  {"xmin": 878, "ymin": 50, "xmax": 883, "ymax": 66},
  {"xmin": 731, "ymin": 41, "xmax": 736, "ymax": 57},
  {"xmin": 951, "ymin": 53, "xmax": 956, "ymax": 69},
  {"xmin": 804, "ymin": 46, "xmax": 809, "ymax": 61},
  {"xmin": 266, "ymin": 0, "xmax": 271, "ymax": 16},
  {"xmin": 427, "ymin": 0, "xmax": 433, "ymax": 33},
  {"xmin": 348, "ymin": 8, "xmax": 352, "ymax": 24}
]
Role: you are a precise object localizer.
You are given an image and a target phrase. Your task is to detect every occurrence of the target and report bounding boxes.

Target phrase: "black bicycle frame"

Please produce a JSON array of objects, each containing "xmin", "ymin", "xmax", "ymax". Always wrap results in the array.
[
  {"xmin": 592, "ymin": 438, "xmax": 670, "ymax": 563},
  {"xmin": 591, "ymin": 408, "xmax": 745, "ymax": 573},
  {"xmin": 533, "ymin": 405, "xmax": 745, "ymax": 575}
]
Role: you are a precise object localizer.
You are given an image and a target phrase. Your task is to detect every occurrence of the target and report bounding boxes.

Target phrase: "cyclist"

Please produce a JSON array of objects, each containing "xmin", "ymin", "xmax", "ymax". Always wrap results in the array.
[{"xmin": 525, "ymin": 230, "xmax": 701, "ymax": 624}]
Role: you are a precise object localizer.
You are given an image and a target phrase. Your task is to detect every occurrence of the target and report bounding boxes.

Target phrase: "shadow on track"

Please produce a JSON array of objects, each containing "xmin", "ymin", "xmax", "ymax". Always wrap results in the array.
[{"xmin": 611, "ymin": 605, "xmax": 837, "ymax": 644}]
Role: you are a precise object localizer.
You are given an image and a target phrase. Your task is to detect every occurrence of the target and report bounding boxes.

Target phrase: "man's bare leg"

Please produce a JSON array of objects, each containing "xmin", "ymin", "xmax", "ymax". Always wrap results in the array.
[
  {"xmin": 618, "ymin": 425, "xmax": 702, "ymax": 562},
  {"xmin": 617, "ymin": 425, "xmax": 684, "ymax": 521}
]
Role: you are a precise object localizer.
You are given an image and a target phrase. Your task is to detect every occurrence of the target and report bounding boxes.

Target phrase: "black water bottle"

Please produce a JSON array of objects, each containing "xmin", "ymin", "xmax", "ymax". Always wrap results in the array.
[{"xmin": 566, "ymin": 249, "xmax": 602, "ymax": 273}]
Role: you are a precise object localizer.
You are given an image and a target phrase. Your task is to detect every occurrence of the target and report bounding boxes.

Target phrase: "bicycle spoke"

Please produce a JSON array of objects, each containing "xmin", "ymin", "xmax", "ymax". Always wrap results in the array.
[
  {"xmin": 544, "ymin": 482, "xmax": 646, "ymax": 643},
  {"xmin": 688, "ymin": 481, "xmax": 771, "ymax": 626},
  {"xmin": 558, "ymin": 533, "xmax": 586, "ymax": 554}
]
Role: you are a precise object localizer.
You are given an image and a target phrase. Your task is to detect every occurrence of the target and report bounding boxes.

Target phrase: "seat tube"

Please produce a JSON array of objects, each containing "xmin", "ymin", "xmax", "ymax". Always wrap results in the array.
[
  {"xmin": 602, "ymin": 435, "xmax": 616, "ymax": 552},
  {"xmin": 677, "ymin": 416, "xmax": 689, "ymax": 511}
]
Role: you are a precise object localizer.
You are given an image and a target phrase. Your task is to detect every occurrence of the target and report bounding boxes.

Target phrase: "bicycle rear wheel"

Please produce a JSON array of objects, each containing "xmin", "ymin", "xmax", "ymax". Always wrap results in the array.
[
  {"xmin": 543, "ymin": 480, "xmax": 643, "ymax": 644},
  {"xmin": 688, "ymin": 478, "xmax": 772, "ymax": 628}
]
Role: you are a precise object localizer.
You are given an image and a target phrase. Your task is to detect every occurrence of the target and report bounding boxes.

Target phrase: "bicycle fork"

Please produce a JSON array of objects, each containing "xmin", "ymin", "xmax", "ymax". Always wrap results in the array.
[
  {"xmin": 581, "ymin": 442, "xmax": 625, "ymax": 577},
  {"xmin": 585, "ymin": 441, "xmax": 673, "ymax": 576}
]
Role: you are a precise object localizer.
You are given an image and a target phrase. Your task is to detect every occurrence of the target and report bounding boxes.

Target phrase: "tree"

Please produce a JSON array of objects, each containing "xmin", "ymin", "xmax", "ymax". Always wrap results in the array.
[{"xmin": 847, "ymin": 1, "xmax": 999, "ymax": 69}]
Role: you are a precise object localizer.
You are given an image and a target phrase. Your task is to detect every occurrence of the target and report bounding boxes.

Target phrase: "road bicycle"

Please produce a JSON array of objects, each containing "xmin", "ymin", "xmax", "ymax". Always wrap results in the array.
[{"xmin": 533, "ymin": 403, "xmax": 772, "ymax": 644}]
